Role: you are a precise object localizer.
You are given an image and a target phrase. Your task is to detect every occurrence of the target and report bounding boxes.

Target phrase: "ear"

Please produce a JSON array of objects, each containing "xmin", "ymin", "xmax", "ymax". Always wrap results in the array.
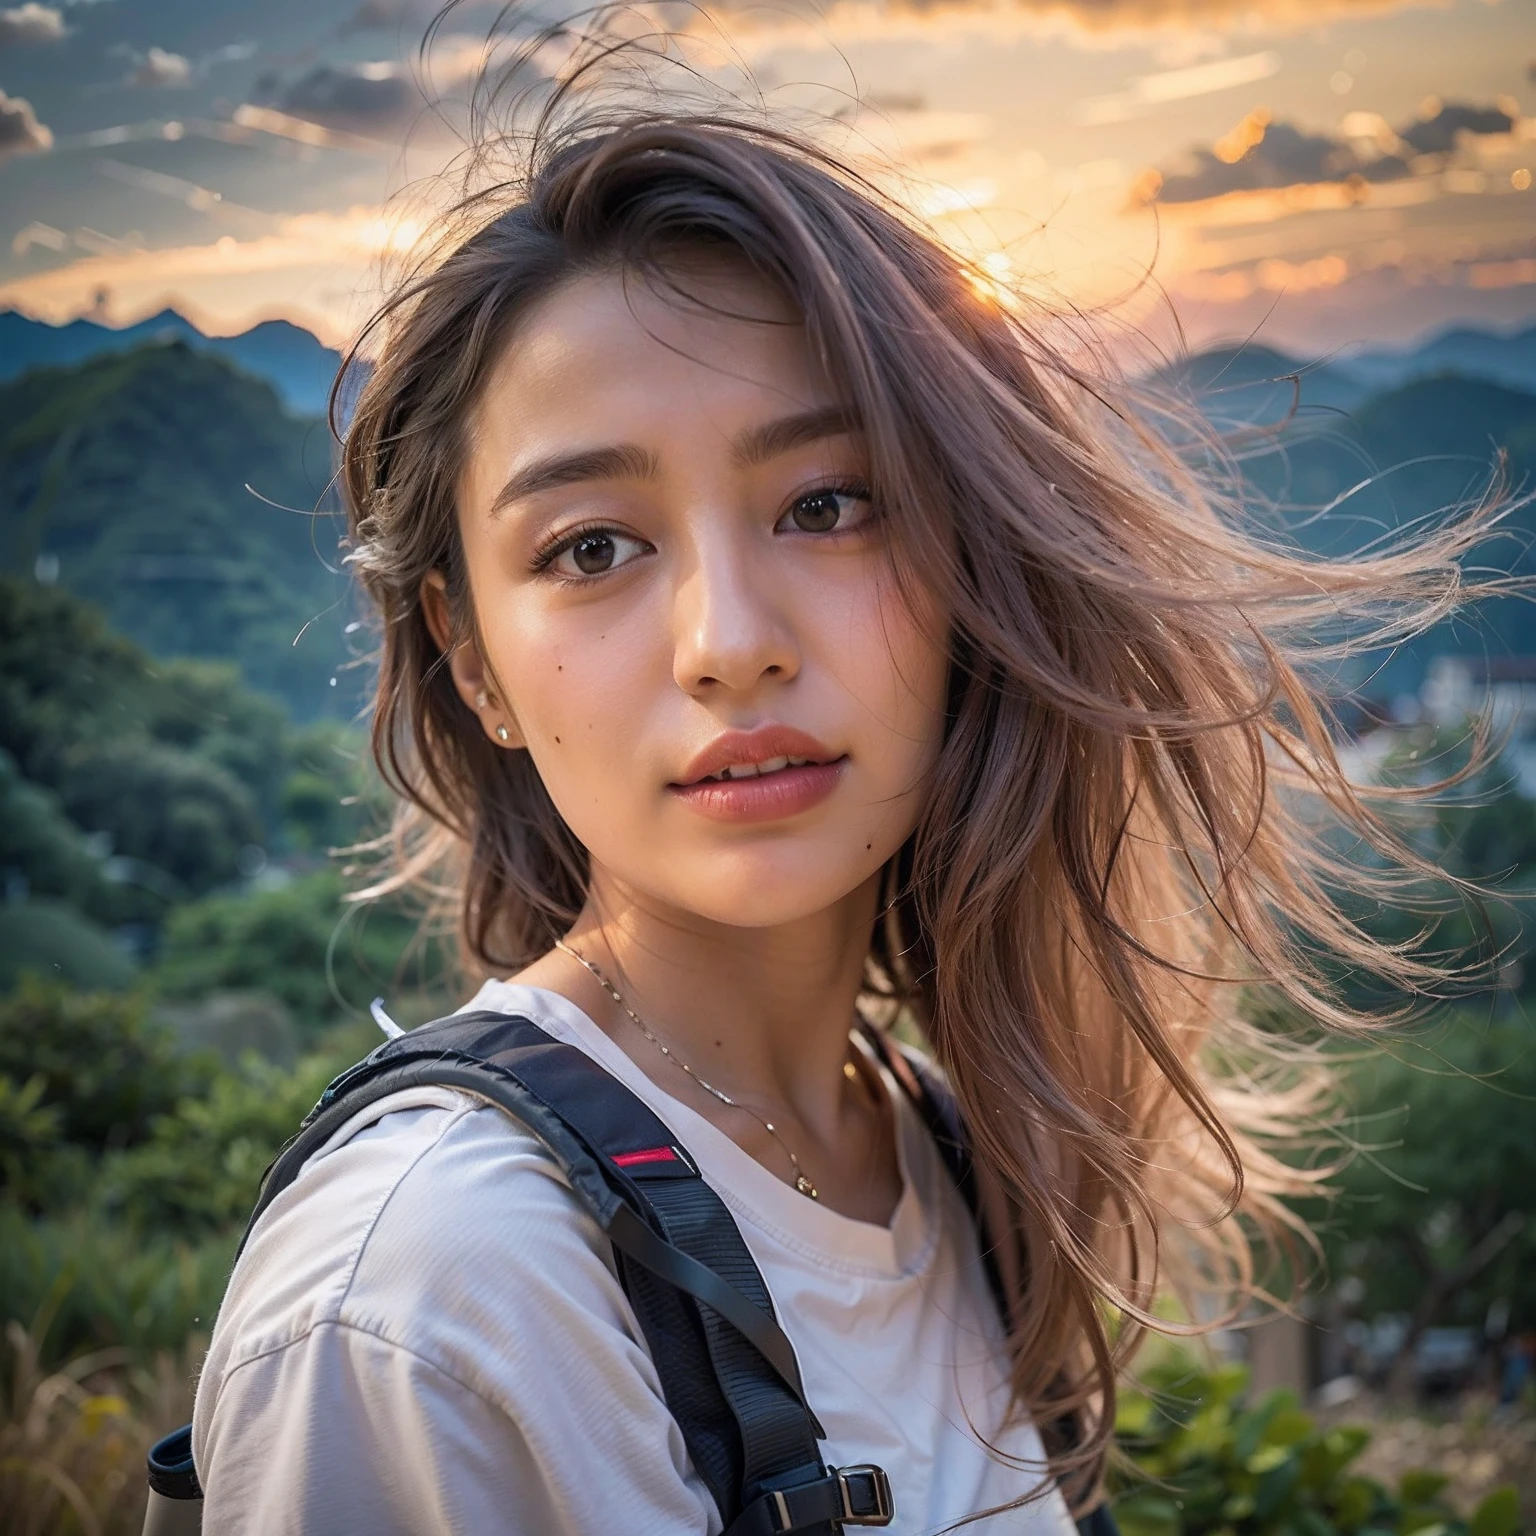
[{"xmin": 420, "ymin": 571, "xmax": 526, "ymax": 751}]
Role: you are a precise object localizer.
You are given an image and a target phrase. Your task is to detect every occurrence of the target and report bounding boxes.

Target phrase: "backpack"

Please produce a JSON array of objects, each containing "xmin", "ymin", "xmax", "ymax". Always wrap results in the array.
[{"xmin": 145, "ymin": 1008, "xmax": 1119, "ymax": 1536}]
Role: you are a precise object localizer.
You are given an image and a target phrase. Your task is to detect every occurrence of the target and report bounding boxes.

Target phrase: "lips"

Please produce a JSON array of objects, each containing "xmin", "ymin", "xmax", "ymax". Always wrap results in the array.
[
  {"xmin": 670, "ymin": 726, "xmax": 845, "ymax": 825},
  {"xmin": 673, "ymin": 726, "xmax": 840, "ymax": 788}
]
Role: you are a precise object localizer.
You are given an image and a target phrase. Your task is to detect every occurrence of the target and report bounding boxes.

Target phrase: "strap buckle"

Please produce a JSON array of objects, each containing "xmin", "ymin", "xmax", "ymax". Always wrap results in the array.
[{"xmin": 835, "ymin": 1465, "xmax": 894, "ymax": 1526}]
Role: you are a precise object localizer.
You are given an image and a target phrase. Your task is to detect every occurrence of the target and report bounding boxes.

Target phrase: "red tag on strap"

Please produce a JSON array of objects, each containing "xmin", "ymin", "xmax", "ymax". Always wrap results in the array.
[{"xmin": 612, "ymin": 1146, "xmax": 680, "ymax": 1168}]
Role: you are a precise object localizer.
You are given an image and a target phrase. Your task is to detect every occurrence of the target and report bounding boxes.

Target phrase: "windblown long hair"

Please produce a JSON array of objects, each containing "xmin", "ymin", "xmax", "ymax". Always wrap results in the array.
[{"xmin": 338, "ymin": 22, "xmax": 1506, "ymax": 1519}]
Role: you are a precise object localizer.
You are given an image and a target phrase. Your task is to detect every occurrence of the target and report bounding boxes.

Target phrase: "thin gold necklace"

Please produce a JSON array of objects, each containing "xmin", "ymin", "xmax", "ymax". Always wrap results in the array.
[{"xmin": 556, "ymin": 939, "xmax": 822, "ymax": 1200}]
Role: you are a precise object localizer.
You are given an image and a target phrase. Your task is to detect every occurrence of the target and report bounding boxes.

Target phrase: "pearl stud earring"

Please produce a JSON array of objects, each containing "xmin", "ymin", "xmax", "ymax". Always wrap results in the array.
[{"xmin": 495, "ymin": 725, "xmax": 511, "ymax": 742}]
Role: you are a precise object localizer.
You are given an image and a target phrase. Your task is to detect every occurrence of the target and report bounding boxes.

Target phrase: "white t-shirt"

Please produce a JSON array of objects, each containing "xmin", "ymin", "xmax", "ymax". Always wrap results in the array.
[{"xmin": 191, "ymin": 981, "xmax": 1076, "ymax": 1536}]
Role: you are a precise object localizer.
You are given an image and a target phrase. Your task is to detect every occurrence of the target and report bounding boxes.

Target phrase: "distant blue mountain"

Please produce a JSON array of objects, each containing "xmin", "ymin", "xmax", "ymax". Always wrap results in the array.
[
  {"xmin": 1148, "ymin": 342, "xmax": 1373, "ymax": 426},
  {"xmin": 0, "ymin": 309, "xmax": 342, "ymax": 417},
  {"xmin": 5, "ymin": 307, "xmax": 1534, "ymax": 422},
  {"xmin": 1347, "ymin": 325, "xmax": 1536, "ymax": 396},
  {"xmin": 1148, "ymin": 324, "xmax": 1536, "ymax": 420}
]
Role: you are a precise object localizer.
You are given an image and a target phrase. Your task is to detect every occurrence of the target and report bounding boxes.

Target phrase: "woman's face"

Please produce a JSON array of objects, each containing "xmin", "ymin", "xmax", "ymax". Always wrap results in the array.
[{"xmin": 449, "ymin": 260, "xmax": 950, "ymax": 930}]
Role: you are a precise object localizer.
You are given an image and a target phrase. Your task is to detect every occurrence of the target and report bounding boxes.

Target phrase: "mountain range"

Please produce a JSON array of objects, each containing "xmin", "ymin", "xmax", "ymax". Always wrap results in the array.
[
  {"xmin": 3, "ymin": 307, "xmax": 1535, "ymax": 426},
  {"xmin": 1147, "ymin": 327, "xmax": 1536, "ymax": 427},
  {"xmin": 0, "ymin": 342, "xmax": 358, "ymax": 719},
  {"xmin": 0, "ymin": 309, "xmax": 343, "ymax": 417},
  {"xmin": 2, "ymin": 309, "xmax": 1535, "ymax": 717}
]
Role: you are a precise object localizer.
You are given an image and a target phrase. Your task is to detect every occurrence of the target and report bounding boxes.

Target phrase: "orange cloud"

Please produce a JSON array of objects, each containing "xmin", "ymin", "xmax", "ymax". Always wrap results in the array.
[
  {"xmin": 0, "ymin": 207, "xmax": 428, "ymax": 342},
  {"xmin": 1134, "ymin": 100, "xmax": 1520, "ymax": 208},
  {"xmin": 709, "ymin": 0, "xmax": 1457, "ymax": 51}
]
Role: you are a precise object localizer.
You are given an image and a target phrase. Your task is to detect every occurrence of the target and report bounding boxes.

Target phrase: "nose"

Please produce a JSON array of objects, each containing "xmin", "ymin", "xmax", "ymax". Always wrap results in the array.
[{"xmin": 671, "ymin": 536, "xmax": 800, "ymax": 697}]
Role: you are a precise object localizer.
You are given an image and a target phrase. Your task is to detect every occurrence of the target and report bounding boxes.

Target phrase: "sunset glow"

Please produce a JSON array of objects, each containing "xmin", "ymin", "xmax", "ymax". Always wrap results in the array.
[{"xmin": 0, "ymin": 0, "xmax": 1529, "ymax": 355}]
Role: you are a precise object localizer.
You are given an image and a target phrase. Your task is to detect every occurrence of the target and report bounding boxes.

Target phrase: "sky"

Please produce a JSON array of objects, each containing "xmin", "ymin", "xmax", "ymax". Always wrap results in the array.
[{"xmin": 0, "ymin": 0, "xmax": 1532, "ymax": 359}]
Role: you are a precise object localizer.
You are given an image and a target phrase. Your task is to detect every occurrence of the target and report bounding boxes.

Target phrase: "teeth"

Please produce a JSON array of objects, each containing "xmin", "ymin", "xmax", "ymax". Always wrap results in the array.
[{"xmin": 707, "ymin": 755, "xmax": 811, "ymax": 782}]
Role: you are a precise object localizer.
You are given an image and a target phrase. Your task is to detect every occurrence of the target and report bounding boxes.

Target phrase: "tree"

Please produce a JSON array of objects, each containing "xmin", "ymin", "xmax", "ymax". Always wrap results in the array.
[
  {"xmin": 0, "ymin": 748, "xmax": 107, "ymax": 912},
  {"xmin": 151, "ymin": 870, "xmax": 447, "ymax": 1035},
  {"xmin": 0, "ymin": 580, "xmax": 367, "ymax": 899},
  {"xmin": 1309, "ymin": 1012, "xmax": 1536, "ymax": 1364},
  {"xmin": 0, "ymin": 982, "xmax": 213, "ymax": 1189}
]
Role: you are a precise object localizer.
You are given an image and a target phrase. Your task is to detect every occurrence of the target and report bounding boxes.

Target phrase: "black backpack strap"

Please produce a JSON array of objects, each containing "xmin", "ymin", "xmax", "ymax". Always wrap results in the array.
[
  {"xmin": 241, "ymin": 1011, "xmax": 892, "ymax": 1534},
  {"xmin": 855, "ymin": 1023, "xmax": 1120, "ymax": 1536}
]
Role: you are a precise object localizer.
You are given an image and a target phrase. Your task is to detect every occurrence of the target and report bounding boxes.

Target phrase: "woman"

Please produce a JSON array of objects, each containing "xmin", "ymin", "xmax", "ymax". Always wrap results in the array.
[{"xmin": 188, "ymin": 79, "xmax": 1488, "ymax": 1536}]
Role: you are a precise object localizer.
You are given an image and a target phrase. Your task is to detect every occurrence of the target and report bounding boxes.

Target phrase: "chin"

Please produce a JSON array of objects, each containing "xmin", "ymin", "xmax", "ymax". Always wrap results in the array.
[{"xmin": 654, "ymin": 846, "xmax": 881, "ymax": 930}]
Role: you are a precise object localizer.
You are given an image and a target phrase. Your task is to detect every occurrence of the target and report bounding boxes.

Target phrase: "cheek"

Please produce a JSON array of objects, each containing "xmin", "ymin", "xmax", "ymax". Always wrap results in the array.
[
  {"xmin": 827, "ymin": 572, "xmax": 950, "ymax": 781},
  {"xmin": 480, "ymin": 601, "xmax": 664, "ymax": 823}
]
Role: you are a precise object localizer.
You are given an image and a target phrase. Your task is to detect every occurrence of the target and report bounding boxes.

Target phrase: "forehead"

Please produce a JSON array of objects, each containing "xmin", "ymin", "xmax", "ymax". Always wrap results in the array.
[{"xmin": 471, "ymin": 261, "xmax": 832, "ymax": 456}]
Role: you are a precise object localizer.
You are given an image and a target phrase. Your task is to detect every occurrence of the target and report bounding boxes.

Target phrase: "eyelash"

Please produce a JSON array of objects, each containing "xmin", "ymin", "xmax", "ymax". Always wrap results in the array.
[
  {"xmin": 527, "ymin": 479, "xmax": 876, "ymax": 580},
  {"xmin": 527, "ymin": 519, "xmax": 623, "ymax": 576}
]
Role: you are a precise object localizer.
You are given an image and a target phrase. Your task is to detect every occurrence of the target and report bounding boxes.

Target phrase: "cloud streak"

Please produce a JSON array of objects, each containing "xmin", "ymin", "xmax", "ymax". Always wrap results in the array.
[
  {"xmin": 130, "ymin": 46, "xmax": 192, "ymax": 88},
  {"xmin": 1078, "ymin": 50, "xmax": 1280, "ymax": 125},
  {"xmin": 256, "ymin": 60, "xmax": 417, "ymax": 134},
  {"xmin": 0, "ymin": 88, "xmax": 51, "ymax": 159},
  {"xmin": 0, "ymin": 205, "xmax": 430, "ymax": 341},
  {"xmin": 1136, "ymin": 98, "xmax": 1520, "ymax": 205},
  {"xmin": 0, "ymin": 3, "xmax": 64, "ymax": 45},
  {"xmin": 705, "ymin": 0, "xmax": 1453, "ymax": 52},
  {"xmin": 981, "ymin": 0, "xmax": 1442, "ymax": 25}
]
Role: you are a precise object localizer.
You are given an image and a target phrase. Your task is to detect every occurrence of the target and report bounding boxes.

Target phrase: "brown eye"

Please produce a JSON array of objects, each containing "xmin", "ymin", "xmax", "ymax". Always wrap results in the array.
[
  {"xmin": 572, "ymin": 533, "xmax": 615, "ymax": 574},
  {"xmin": 547, "ymin": 527, "xmax": 650, "ymax": 580},
  {"xmin": 782, "ymin": 488, "xmax": 869, "ymax": 535}
]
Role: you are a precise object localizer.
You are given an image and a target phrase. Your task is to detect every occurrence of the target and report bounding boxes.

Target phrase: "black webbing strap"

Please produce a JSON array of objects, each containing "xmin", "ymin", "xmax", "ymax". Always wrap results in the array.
[
  {"xmin": 639, "ymin": 1176, "xmax": 820, "ymax": 1504},
  {"xmin": 727, "ymin": 1465, "xmax": 895, "ymax": 1535},
  {"xmin": 241, "ymin": 1013, "xmax": 856, "ymax": 1532},
  {"xmin": 855, "ymin": 1024, "xmax": 1119, "ymax": 1536}
]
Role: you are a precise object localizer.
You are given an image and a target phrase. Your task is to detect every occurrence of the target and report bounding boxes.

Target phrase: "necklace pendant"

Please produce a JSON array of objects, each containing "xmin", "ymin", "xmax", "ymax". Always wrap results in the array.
[{"xmin": 794, "ymin": 1174, "xmax": 820, "ymax": 1200}]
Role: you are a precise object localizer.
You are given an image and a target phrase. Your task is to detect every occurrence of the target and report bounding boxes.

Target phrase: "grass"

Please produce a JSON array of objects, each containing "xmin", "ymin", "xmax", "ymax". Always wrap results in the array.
[{"xmin": 0, "ymin": 1292, "xmax": 197, "ymax": 1536}]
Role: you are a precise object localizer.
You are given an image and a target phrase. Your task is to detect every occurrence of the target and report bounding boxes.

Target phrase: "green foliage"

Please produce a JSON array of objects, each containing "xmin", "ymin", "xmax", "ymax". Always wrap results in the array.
[
  {"xmin": 1310, "ymin": 1012, "xmax": 1536, "ymax": 1331},
  {"xmin": 134, "ymin": 658, "xmax": 293, "ymax": 832},
  {"xmin": 0, "ymin": 343, "xmax": 354, "ymax": 719},
  {"xmin": 0, "ymin": 580, "xmax": 378, "ymax": 916},
  {"xmin": 0, "ymin": 1202, "xmax": 236, "ymax": 1368},
  {"xmin": 0, "ymin": 983, "xmax": 212, "ymax": 1174},
  {"xmin": 1110, "ymin": 1356, "xmax": 1523, "ymax": 1536},
  {"xmin": 102, "ymin": 1022, "xmax": 374, "ymax": 1236},
  {"xmin": 0, "ymin": 900, "xmax": 138, "ymax": 996},
  {"xmin": 1470, "ymin": 1487, "xmax": 1523, "ymax": 1536},
  {"xmin": 152, "ymin": 869, "xmax": 446, "ymax": 1034},
  {"xmin": 62, "ymin": 736, "xmax": 262, "ymax": 895},
  {"xmin": 1313, "ymin": 733, "xmax": 1536, "ymax": 1016},
  {"xmin": 0, "ymin": 749, "xmax": 110, "ymax": 915},
  {"xmin": 0, "ymin": 1075, "xmax": 61, "ymax": 1208},
  {"xmin": 0, "ymin": 1006, "xmax": 373, "ymax": 1364},
  {"xmin": 281, "ymin": 718, "xmax": 380, "ymax": 856},
  {"xmin": 1, "ymin": 582, "xmax": 292, "ymax": 898},
  {"xmin": 0, "ymin": 575, "xmax": 153, "ymax": 789}
]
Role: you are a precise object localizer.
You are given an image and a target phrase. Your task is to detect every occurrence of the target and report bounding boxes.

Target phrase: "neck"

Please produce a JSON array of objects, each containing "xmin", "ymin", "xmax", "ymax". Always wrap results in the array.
[{"xmin": 537, "ymin": 868, "xmax": 881, "ymax": 1140}]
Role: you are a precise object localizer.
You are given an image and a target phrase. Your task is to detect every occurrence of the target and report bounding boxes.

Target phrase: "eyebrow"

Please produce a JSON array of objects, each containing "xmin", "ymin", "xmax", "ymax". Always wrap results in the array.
[
  {"xmin": 731, "ymin": 403, "xmax": 861, "ymax": 470},
  {"xmin": 489, "ymin": 404, "xmax": 861, "ymax": 516}
]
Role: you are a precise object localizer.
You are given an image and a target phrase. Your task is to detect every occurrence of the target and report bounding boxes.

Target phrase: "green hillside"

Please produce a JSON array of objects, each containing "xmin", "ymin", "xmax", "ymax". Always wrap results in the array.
[
  {"xmin": 0, "ymin": 343, "xmax": 357, "ymax": 719},
  {"xmin": 4, "ymin": 341, "xmax": 1535, "ymax": 713},
  {"xmin": 0, "ymin": 578, "xmax": 408, "ymax": 995},
  {"xmin": 1158, "ymin": 367, "xmax": 1536, "ymax": 695}
]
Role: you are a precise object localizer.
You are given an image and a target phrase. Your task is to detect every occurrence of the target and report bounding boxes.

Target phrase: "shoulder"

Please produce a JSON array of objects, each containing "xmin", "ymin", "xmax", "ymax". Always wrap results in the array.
[
  {"xmin": 196, "ymin": 1084, "xmax": 653, "ymax": 1421},
  {"xmin": 191, "ymin": 1085, "xmax": 719, "ymax": 1532}
]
